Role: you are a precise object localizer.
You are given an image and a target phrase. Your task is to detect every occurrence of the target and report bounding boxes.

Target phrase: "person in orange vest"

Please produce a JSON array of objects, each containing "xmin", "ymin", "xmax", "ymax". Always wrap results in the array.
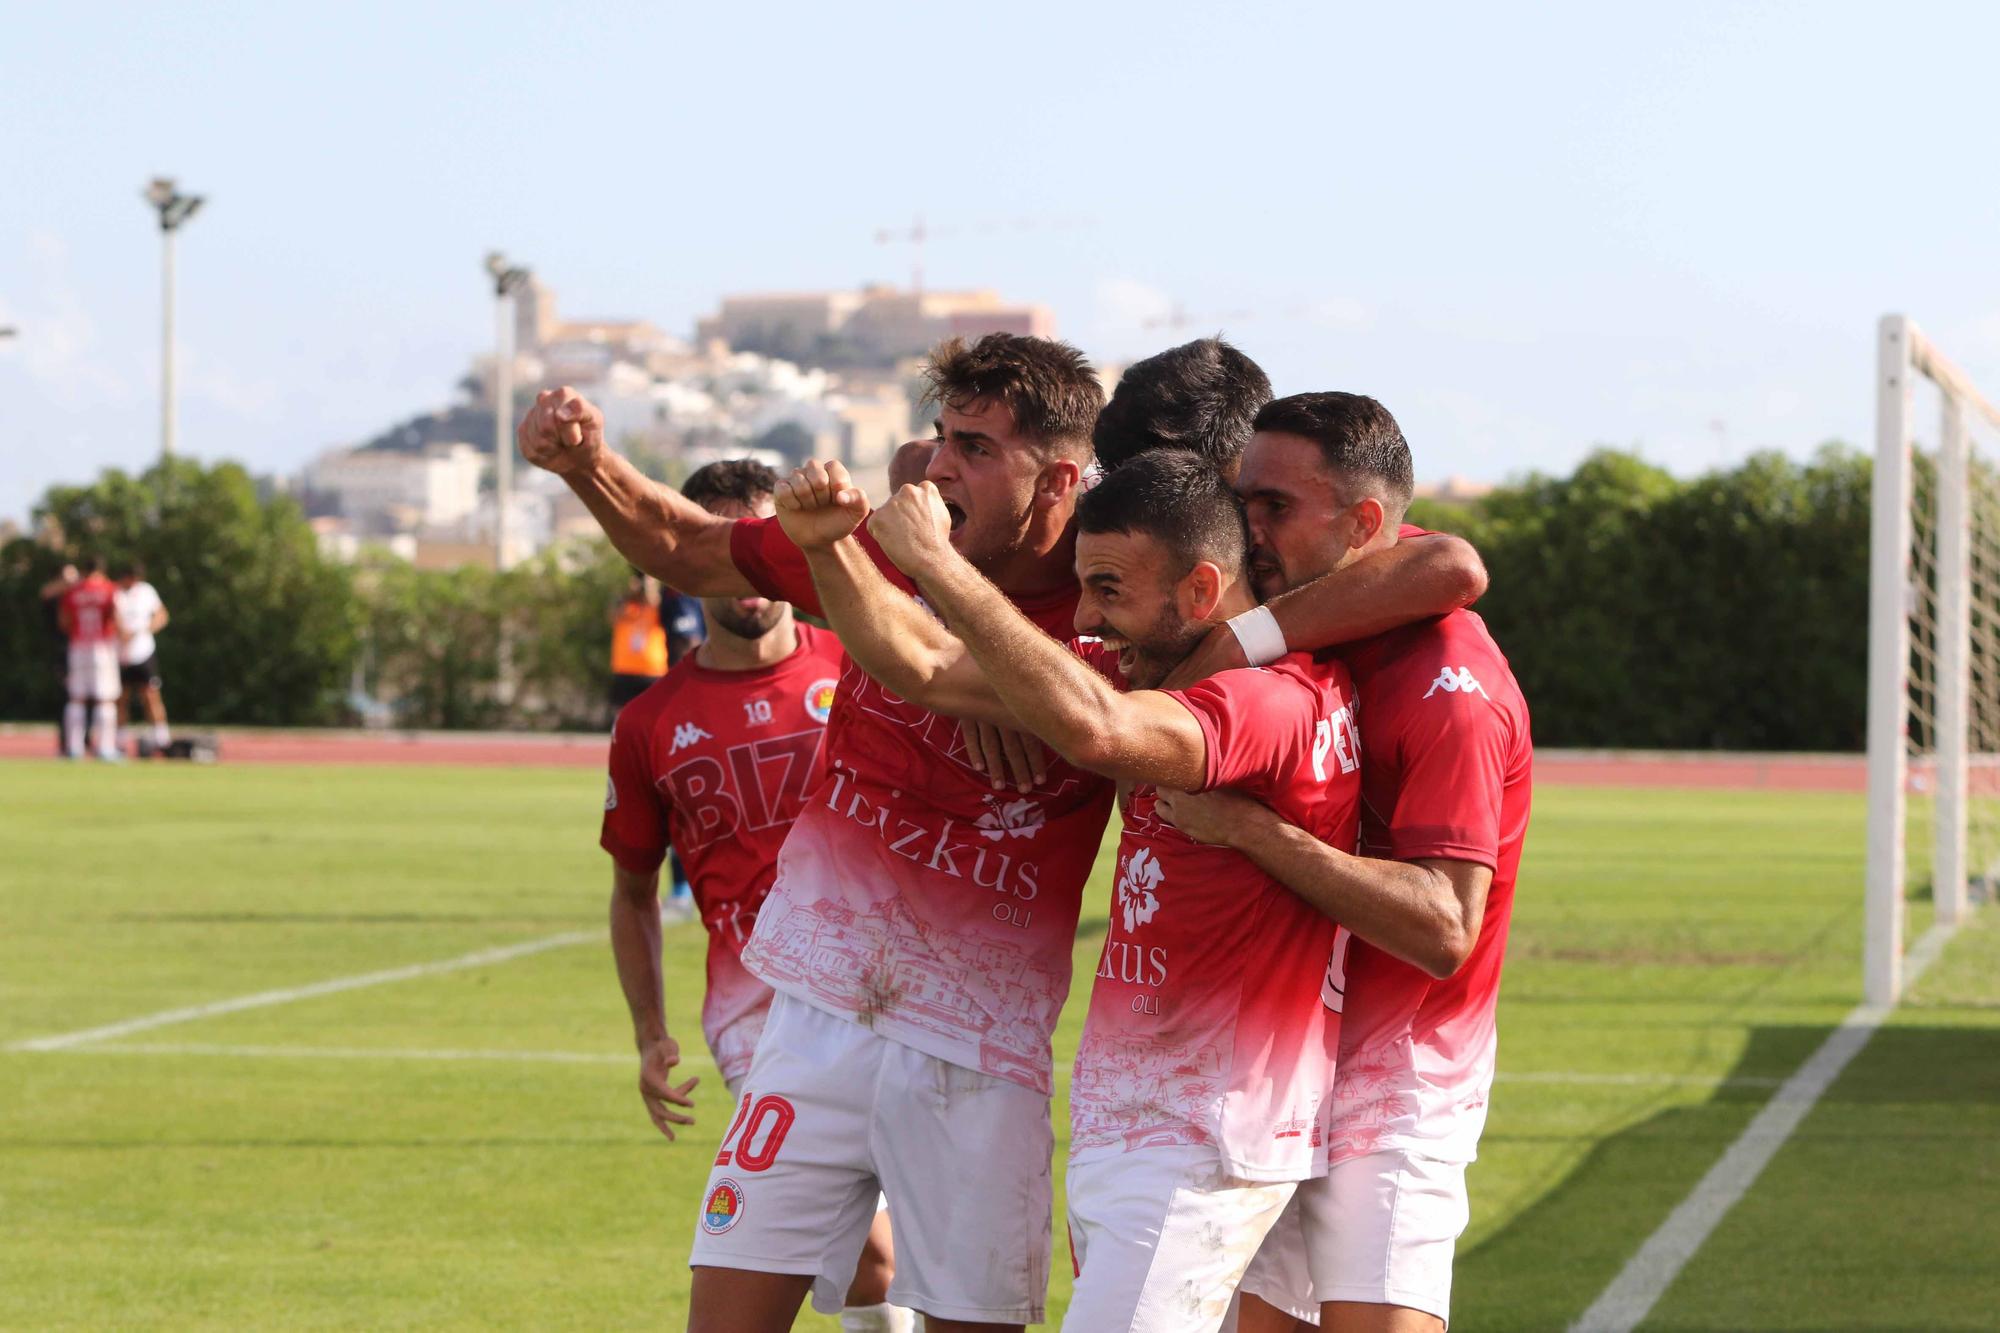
[
  {"xmin": 610, "ymin": 573, "xmax": 671, "ymax": 710},
  {"xmin": 609, "ymin": 572, "xmax": 703, "ymax": 918}
]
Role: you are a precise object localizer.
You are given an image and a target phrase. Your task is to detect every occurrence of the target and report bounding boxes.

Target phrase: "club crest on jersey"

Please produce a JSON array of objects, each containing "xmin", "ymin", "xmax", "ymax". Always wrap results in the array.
[
  {"xmin": 804, "ymin": 678, "xmax": 837, "ymax": 724},
  {"xmin": 1116, "ymin": 847, "xmax": 1165, "ymax": 931},
  {"xmin": 701, "ymin": 1179, "xmax": 744, "ymax": 1234},
  {"xmin": 669, "ymin": 722, "xmax": 714, "ymax": 754},
  {"xmin": 1422, "ymin": 666, "xmax": 1486, "ymax": 700},
  {"xmin": 976, "ymin": 796, "xmax": 1045, "ymax": 842}
]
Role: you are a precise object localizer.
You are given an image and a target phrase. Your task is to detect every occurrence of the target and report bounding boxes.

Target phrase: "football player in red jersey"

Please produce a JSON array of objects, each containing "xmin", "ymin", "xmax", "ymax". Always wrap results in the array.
[
  {"xmin": 1162, "ymin": 394, "xmax": 1533, "ymax": 1333},
  {"xmin": 773, "ymin": 451, "xmax": 1365, "ymax": 1329},
  {"xmin": 525, "ymin": 336, "xmax": 1487, "ymax": 1333},
  {"xmin": 598, "ymin": 459, "xmax": 908, "ymax": 1333},
  {"xmin": 58, "ymin": 556, "xmax": 124, "ymax": 761}
]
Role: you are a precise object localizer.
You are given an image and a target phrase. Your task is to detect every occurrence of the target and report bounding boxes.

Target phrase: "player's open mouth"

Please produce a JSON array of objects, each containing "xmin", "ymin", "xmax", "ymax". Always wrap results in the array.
[
  {"xmin": 1098, "ymin": 634, "xmax": 1136, "ymax": 674},
  {"xmin": 944, "ymin": 503, "xmax": 967, "ymax": 532}
]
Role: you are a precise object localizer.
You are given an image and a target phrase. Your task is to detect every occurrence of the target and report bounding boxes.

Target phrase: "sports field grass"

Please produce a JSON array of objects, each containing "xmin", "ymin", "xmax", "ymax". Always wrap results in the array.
[{"xmin": 3, "ymin": 759, "xmax": 1997, "ymax": 1329}]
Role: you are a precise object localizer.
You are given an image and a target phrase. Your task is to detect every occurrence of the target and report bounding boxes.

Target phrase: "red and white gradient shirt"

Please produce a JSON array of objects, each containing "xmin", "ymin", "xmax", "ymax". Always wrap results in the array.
[
  {"xmin": 1328, "ymin": 599, "xmax": 1532, "ymax": 1166},
  {"xmin": 61, "ymin": 575, "xmax": 121, "ymax": 647},
  {"xmin": 599, "ymin": 624, "xmax": 845, "ymax": 1087},
  {"xmin": 1067, "ymin": 644, "xmax": 1363, "ymax": 1182},
  {"xmin": 728, "ymin": 518, "xmax": 1117, "ymax": 1095}
]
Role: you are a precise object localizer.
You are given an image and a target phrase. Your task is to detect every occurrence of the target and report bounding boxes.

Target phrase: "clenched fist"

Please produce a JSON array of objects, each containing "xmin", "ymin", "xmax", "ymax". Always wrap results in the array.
[
  {"xmin": 774, "ymin": 459, "xmax": 870, "ymax": 550},
  {"xmin": 518, "ymin": 386, "xmax": 606, "ymax": 476},
  {"xmin": 869, "ymin": 481, "xmax": 957, "ymax": 575}
]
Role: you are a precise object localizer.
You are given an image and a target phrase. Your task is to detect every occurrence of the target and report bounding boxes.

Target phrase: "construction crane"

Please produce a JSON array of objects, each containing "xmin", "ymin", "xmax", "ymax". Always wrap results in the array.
[{"xmin": 872, "ymin": 214, "xmax": 1094, "ymax": 294}]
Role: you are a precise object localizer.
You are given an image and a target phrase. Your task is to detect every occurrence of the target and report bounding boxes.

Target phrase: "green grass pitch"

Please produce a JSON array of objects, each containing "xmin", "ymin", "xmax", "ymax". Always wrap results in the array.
[{"xmin": 3, "ymin": 759, "xmax": 1997, "ymax": 1329}]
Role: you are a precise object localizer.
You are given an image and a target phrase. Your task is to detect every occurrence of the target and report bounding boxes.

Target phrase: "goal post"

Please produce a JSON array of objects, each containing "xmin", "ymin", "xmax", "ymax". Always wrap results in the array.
[{"xmin": 1866, "ymin": 314, "xmax": 2000, "ymax": 1005}]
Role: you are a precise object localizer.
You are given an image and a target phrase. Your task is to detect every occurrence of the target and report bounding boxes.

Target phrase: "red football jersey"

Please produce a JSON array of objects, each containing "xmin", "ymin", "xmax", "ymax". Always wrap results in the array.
[
  {"xmin": 1067, "ymin": 642, "xmax": 1363, "ymax": 1182},
  {"xmin": 1329, "ymin": 601, "xmax": 1533, "ymax": 1164},
  {"xmin": 727, "ymin": 516, "xmax": 1116, "ymax": 1095},
  {"xmin": 600, "ymin": 624, "xmax": 845, "ymax": 1087},
  {"xmin": 62, "ymin": 575, "xmax": 121, "ymax": 646}
]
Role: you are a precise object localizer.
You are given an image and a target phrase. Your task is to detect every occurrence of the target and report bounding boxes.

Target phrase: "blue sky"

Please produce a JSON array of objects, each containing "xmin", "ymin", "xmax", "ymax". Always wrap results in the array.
[{"xmin": 3, "ymin": 1, "xmax": 1996, "ymax": 522}]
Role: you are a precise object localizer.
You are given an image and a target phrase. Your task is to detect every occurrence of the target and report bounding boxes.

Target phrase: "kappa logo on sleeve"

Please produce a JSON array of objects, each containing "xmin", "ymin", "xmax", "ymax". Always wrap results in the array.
[
  {"xmin": 603, "ymin": 776, "xmax": 618, "ymax": 812},
  {"xmin": 1422, "ymin": 666, "xmax": 1486, "ymax": 700}
]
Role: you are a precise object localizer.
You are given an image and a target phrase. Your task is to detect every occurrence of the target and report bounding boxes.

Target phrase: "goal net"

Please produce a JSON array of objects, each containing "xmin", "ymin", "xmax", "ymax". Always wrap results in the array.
[{"xmin": 1866, "ymin": 315, "xmax": 2000, "ymax": 1004}]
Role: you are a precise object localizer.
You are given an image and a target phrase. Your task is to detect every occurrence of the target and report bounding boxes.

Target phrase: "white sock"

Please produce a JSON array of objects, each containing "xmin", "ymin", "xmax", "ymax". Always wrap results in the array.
[
  {"xmin": 64, "ymin": 702, "xmax": 85, "ymax": 757},
  {"xmin": 152, "ymin": 722, "xmax": 170, "ymax": 747},
  {"xmin": 93, "ymin": 702, "xmax": 119, "ymax": 757},
  {"xmin": 839, "ymin": 1304, "xmax": 914, "ymax": 1333}
]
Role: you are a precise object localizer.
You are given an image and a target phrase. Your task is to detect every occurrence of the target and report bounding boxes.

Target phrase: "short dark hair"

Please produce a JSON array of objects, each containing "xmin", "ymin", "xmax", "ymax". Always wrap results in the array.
[
  {"xmin": 1093, "ymin": 337, "xmax": 1272, "ymax": 472},
  {"xmin": 112, "ymin": 559, "xmax": 144, "ymax": 581},
  {"xmin": 921, "ymin": 333, "xmax": 1103, "ymax": 460},
  {"xmin": 1252, "ymin": 392, "xmax": 1415, "ymax": 519},
  {"xmin": 81, "ymin": 555, "xmax": 104, "ymax": 575},
  {"xmin": 1076, "ymin": 448, "xmax": 1248, "ymax": 577},
  {"xmin": 683, "ymin": 458, "xmax": 778, "ymax": 513}
]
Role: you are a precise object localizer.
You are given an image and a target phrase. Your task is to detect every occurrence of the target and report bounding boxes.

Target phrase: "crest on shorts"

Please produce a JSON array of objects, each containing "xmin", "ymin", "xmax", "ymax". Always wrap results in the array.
[
  {"xmin": 701, "ymin": 1179, "xmax": 744, "ymax": 1234},
  {"xmin": 804, "ymin": 678, "xmax": 837, "ymax": 724}
]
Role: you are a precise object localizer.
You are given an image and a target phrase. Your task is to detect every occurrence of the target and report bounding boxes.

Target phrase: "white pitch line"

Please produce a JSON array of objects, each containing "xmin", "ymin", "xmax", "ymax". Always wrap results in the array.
[
  {"xmin": 50, "ymin": 1041, "xmax": 628, "ymax": 1066},
  {"xmin": 1570, "ymin": 920, "xmax": 1959, "ymax": 1333},
  {"xmin": 3, "ymin": 931, "xmax": 595, "ymax": 1053}
]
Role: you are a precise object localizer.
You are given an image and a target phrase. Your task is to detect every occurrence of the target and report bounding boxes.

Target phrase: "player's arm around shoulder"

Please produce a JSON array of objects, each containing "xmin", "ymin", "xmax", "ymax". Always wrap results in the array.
[
  {"xmin": 518, "ymin": 387, "xmax": 753, "ymax": 596},
  {"xmin": 1268, "ymin": 529, "xmax": 1487, "ymax": 655}
]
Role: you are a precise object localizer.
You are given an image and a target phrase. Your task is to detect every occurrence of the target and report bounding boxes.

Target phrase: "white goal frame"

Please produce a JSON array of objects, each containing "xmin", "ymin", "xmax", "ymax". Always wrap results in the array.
[{"xmin": 1866, "ymin": 314, "xmax": 2000, "ymax": 1005}]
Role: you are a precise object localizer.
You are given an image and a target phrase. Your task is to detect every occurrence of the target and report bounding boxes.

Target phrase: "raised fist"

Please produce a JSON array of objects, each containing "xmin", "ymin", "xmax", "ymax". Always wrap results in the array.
[
  {"xmin": 869, "ymin": 481, "xmax": 956, "ymax": 574},
  {"xmin": 518, "ymin": 387, "xmax": 606, "ymax": 476},
  {"xmin": 774, "ymin": 459, "xmax": 869, "ymax": 550}
]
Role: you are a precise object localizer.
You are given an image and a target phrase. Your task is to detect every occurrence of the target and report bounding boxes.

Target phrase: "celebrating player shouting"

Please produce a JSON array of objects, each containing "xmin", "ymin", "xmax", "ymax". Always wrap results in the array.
[
  {"xmin": 774, "ymin": 450, "xmax": 1363, "ymax": 1329},
  {"xmin": 522, "ymin": 334, "xmax": 1488, "ymax": 1332},
  {"xmin": 1172, "ymin": 394, "xmax": 1533, "ymax": 1333},
  {"xmin": 596, "ymin": 460, "xmax": 907, "ymax": 1332}
]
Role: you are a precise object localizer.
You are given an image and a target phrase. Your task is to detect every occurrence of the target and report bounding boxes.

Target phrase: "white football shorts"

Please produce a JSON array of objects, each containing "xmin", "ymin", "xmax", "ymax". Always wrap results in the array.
[
  {"xmin": 1228, "ymin": 1147, "xmax": 1469, "ymax": 1328},
  {"xmin": 1063, "ymin": 1143, "xmax": 1297, "ymax": 1332},
  {"xmin": 67, "ymin": 642, "xmax": 120, "ymax": 702},
  {"xmin": 689, "ymin": 992, "xmax": 1054, "ymax": 1323}
]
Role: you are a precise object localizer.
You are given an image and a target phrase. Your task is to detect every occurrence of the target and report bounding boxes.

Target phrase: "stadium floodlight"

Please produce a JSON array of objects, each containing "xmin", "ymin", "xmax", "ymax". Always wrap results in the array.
[
  {"xmin": 143, "ymin": 176, "xmax": 205, "ymax": 461},
  {"xmin": 485, "ymin": 252, "xmax": 531, "ymax": 573},
  {"xmin": 1865, "ymin": 315, "xmax": 2000, "ymax": 1005}
]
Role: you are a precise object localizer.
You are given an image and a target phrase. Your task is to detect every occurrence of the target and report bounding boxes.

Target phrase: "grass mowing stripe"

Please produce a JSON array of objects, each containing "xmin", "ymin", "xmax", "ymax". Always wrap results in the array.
[
  {"xmin": 16, "ymin": 1043, "xmax": 1787, "ymax": 1090},
  {"xmin": 44, "ymin": 1042, "xmax": 632, "ymax": 1065},
  {"xmin": 1570, "ymin": 919, "xmax": 1960, "ymax": 1333},
  {"xmin": 5, "ymin": 931, "xmax": 595, "ymax": 1053}
]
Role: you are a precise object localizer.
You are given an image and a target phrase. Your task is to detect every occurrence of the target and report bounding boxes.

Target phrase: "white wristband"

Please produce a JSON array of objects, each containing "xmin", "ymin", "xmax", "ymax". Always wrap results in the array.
[{"xmin": 1226, "ymin": 605, "xmax": 1288, "ymax": 667}]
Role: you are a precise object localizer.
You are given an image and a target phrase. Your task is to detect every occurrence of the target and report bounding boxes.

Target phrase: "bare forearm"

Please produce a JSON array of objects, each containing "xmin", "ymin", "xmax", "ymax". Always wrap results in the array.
[
  {"xmin": 913, "ymin": 556, "xmax": 1133, "ymax": 771},
  {"xmin": 802, "ymin": 538, "xmax": 1014, "ymax": 724},
  {"xmin": 565, "ymin": 453, "xmax": 749, "ymax": 596},
  {"xmin": 608, "ymin": 880, "xmax": 668, "ymax": 1050},
  {"xmin": 1270, "ymin": 535, "xmax": 1486, "ymax": 650},
  {"xmin": 1231, "ymin": 816, "xmax": 1470, "ymax": 978}
]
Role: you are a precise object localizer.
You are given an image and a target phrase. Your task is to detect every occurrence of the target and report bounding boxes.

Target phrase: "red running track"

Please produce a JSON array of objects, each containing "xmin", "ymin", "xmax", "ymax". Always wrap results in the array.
[{"xmin": 0, "ymin": 726, "xmax": 1866, "ymax": 791}]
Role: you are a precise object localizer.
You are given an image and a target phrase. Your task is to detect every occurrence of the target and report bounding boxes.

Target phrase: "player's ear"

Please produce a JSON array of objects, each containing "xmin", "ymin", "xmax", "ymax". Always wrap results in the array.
[
  {"xmin": 1033, "ymin": 458, "xmax": 1082, "ymax": 511},
  {"xmin": 1349, "ymin": 496, "xmax": 1387, "ymax": 550},
  {"xmin": 1179, "ymin": 560, "xmax": 1226, "ymax": 622}
]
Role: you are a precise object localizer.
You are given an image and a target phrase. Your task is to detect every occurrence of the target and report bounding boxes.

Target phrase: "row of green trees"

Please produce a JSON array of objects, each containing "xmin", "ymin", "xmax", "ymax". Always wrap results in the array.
[
  {"xmin": 1, "ymin": 446, "xmax": 1871, "ymax": 749},
  {"xmin": 1409, "ymin": 444, "xmax": 1869, "ymax": 750},
  {"xmin": 0, "ymin": 458, "xmax": 631, "ymax": 732}
]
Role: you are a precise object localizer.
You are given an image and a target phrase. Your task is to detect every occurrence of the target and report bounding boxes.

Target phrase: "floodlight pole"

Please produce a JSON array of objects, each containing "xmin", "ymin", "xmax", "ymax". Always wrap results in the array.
[
  {"xmin": 144, "ymin": 178, "xmax": 204, "ymax": 462},
  {"xmin": 486, "ymin": 253, "xmax": 530, "ymax": 571}
]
